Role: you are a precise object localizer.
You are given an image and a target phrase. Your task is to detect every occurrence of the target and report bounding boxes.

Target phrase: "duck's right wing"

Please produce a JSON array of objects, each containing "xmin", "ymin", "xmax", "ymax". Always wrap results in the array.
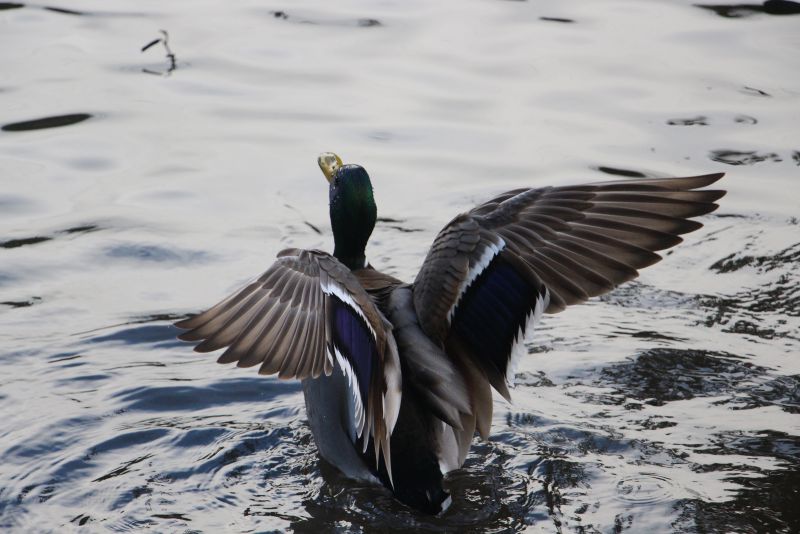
[{"xmin": 175, "ymin": 248, "xmax": 401, "ymax": 482}]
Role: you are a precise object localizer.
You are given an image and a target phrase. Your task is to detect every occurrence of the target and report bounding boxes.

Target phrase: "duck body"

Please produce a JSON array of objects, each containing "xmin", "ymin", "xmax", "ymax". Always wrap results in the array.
[
  {"xmin": 175, "ymin": 154, "xmax": 725, "ymax": 514},
  {"xmin": 305, "ymin": 279, "xmax": 460, "ymax": 513}
]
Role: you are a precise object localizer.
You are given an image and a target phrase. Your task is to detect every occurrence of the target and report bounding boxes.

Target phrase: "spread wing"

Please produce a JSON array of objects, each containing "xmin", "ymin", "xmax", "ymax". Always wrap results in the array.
[
  {"xmin": 413, "ymin": 173, "xmax": 725, "ymax": 436},
  {"xmin": 175, "ymin": 248, "xmax": 401, "ymax": 481}
]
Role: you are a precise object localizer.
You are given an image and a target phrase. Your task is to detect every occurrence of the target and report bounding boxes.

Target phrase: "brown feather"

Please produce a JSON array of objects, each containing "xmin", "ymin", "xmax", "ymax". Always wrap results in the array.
[{"xmin": 413, "ymin": 171, "xmax": 725, "ymax": 409}]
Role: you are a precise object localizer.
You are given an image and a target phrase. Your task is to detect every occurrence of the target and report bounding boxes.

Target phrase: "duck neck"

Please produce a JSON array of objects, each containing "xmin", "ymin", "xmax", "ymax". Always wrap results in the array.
[
  {"xmin": 329, "ymin": 176, "xmax": 376, "ymax": 271},
  {"xmin": 331, "ymin": 212, "xmax": 373, "ymax": 270}
]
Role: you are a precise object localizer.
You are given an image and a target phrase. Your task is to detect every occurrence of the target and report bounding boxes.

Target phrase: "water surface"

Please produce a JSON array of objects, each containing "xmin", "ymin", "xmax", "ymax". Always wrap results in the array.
[{"xmin": 1, "ymin": 0, "xmax": 799, "ymax": 532}]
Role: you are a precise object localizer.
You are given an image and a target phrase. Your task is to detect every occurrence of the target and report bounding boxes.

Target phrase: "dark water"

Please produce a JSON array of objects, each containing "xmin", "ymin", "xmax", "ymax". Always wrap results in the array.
[{"xmin": 1, "ymin": 1, "xmax": 799, "ymax": 532}]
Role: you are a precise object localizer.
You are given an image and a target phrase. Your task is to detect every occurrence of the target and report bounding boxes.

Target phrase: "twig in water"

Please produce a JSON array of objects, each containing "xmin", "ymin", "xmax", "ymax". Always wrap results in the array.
[{"xmin": 141, "ymin": 30, "xmax": 177, "ymax": 76}]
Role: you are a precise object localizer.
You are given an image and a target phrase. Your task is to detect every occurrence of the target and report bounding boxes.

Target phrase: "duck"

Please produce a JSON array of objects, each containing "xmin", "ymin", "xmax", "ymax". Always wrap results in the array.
[{"xmin": 175, "ymin": 153, "xmax": 725, "ymax": 514}]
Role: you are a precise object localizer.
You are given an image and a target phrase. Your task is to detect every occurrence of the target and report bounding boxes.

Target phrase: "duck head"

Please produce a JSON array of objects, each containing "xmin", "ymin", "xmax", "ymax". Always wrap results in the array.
[{"xmin": 318, "ymin": 152, "xmax": 377, "ymax": 271}]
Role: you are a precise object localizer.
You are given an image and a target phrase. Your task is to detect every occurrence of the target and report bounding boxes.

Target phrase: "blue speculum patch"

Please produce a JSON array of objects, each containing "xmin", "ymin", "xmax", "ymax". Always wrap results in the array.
[
  {"xmin": 330, "ymin": 295, "xmax": 376, "ymax": 407},
  {"xmin": 450, "ymin": 256, "xmax": 541, "ymax": 377}
]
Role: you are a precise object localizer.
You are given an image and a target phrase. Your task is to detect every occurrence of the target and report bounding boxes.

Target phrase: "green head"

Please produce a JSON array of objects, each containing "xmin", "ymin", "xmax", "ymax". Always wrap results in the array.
[{"xmin": 318, "ymin": 153, "xmax": 377, "ymax": 270}]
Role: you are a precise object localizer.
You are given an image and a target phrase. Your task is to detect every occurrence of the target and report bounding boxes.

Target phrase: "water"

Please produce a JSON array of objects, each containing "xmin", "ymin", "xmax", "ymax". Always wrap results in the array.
[{"xmin": 1, "ymin": 0, "xmax": 799, "ymax": 531}]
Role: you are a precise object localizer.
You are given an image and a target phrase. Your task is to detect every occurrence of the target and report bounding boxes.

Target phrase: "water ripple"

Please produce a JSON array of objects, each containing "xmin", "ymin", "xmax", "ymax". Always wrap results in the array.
[
  {"xmin": 2, "ymin": 113, "xmax": 92, "ymax": 132},
  {"xmin": 615, "ymin": 473, "xmax": 677, "ymax": 505}
]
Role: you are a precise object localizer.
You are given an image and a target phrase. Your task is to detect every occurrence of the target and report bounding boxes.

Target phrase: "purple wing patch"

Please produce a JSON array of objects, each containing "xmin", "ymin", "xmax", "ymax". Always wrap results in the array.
[
  {"xmin": 328, "ymin": 295, "xmax": 378, "ymax": 429},
  {"xmin": 447, "ymin": 255, "xmax": 544, "ymax": 395}
]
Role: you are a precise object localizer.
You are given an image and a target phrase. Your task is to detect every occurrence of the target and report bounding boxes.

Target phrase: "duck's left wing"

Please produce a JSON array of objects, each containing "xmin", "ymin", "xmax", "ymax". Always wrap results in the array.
[
  {"xmin": 413, "ymin": 173, "xmax": 725, "ymax": 405},
  {"xmin": 175, "ymin": 248, "xmax": 401, "ymax": 479}
]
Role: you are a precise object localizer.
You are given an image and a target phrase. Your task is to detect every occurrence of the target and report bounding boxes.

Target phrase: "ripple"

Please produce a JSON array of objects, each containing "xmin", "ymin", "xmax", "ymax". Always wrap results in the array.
[
  {"xmin": 358, "ymin": 18, "xmax": 381, "ymax": 27},
  {"xmin": 88, "ymin": 324, "xmax": 183, "ymax": 346},
  {"xmin": 264, "ymin": 9, "xmax": 384, "ymax": 28},
  {"xmin": 696, "ymin": 1, "xmax": 800, "ymax": 18},
  {"xmin": 593, "ymin": 166, "xmax": 652, "ymax": 178},
  {"xmin": 710, "ymin": 242, "xmax": 800, "ymax": 273},
  {"xmin": 43, "ymin": 5, "xmax": 85, "ymax": 16},
  {"xmin": 717, "ymin": 374, "xmax": 800, "ymax": 413},
  {"xmin": 615, "ymin": 473, "xmax": 677, "ymax": 505},
  {"xmin": 286, "ymin": 441, "xmax": 534, "ymax": 532},
  {"xmin": 1, "ymin": 0, "xmax": 798, "ymax": 530},
  {"xmin": 740, "ymin": 85, "xmax": 772, "ymax": 96},
  {"xmin": 2, "ymin": 113, "xmax": 92, "ymax": 132},
  {"xmin": 540, "ymin": 16, "xmax": 575, "ymax": 23},
  {"xmin": 596, "ymin": 349, "xmax": 765, "ymax": 406},
  {"xmin": 667, "ymin": 115, "xmax": 708, "ymax": 126},
  {"xmin": 599, "ymin": 281, "xmax": 696, "ymax": 310},
  {"xmin": 92, "ymin": 453, "xmax": 154, "ymax": 483},
  {"xmin": 0, "ymin": 236, "xmax": 52, "ymax": 249},
  {"xmin": 673, "ymin": 431, "xmax": 800, "ymax": 532},
  {"xmin": 709, "ymin": 149, "xmax": 782, "ymax": 165},
  {"xmin": 104, "ymin": 243, "xmax": 210, "ymax": 264},
  {"xmin": 734, "ymin": 114, "xmax": 758, "ymax": 125},
  {"xmin": 0, "ymin": 2, "xmax": 147, "ymax": 17},
  {"xmin": 111, "ymin": 378, "xmax": 301, "ymax": 412},
  {"xmin": 701, "ymin": 279, "xmax": 800, "ymax": 320},
  {"xmin": 0, "ymin": 224, "xmax": 101, "ymax": 251},
  {"xmin": 1, "ymin": 296, "xmax": 42, "ymax": 308},
  {"xmin": 0, "ymin": 194, "xmax": 39, "ymax": 216}
]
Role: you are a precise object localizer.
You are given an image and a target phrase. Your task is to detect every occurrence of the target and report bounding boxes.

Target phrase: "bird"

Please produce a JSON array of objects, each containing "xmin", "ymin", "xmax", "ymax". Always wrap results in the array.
[{"xmin": 174, "ymin": 153, "xmax": 725, "ymax": 514}]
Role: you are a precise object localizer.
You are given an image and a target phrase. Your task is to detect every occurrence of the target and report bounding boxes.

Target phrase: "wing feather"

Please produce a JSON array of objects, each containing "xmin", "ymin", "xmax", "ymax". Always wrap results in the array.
[
  {"xmin": 413, "ymin": 172, "xmax": 725, "ymax": 425},
  {"xmin": 175, "ymin": 248, "xmax": 402, "ymax": 481}
]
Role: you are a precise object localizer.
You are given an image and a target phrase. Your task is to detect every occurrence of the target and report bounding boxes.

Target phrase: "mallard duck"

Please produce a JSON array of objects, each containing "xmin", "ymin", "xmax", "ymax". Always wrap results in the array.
[{"xmin": 175, "ymin": 154, "xmax": 725, "ymax": 513}]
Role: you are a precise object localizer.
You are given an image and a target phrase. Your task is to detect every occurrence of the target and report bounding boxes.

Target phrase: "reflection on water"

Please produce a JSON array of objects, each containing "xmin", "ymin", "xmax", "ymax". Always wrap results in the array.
[{"xmin": 1, "ymin": 0, "xmax": 799, "ymax": 531}]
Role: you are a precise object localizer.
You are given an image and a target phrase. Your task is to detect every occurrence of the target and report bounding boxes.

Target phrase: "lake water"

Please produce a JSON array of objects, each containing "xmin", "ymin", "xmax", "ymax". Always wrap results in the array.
[{"xmin": 1, "ymin": 0, "xmax": 799, "ymax": 532}]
